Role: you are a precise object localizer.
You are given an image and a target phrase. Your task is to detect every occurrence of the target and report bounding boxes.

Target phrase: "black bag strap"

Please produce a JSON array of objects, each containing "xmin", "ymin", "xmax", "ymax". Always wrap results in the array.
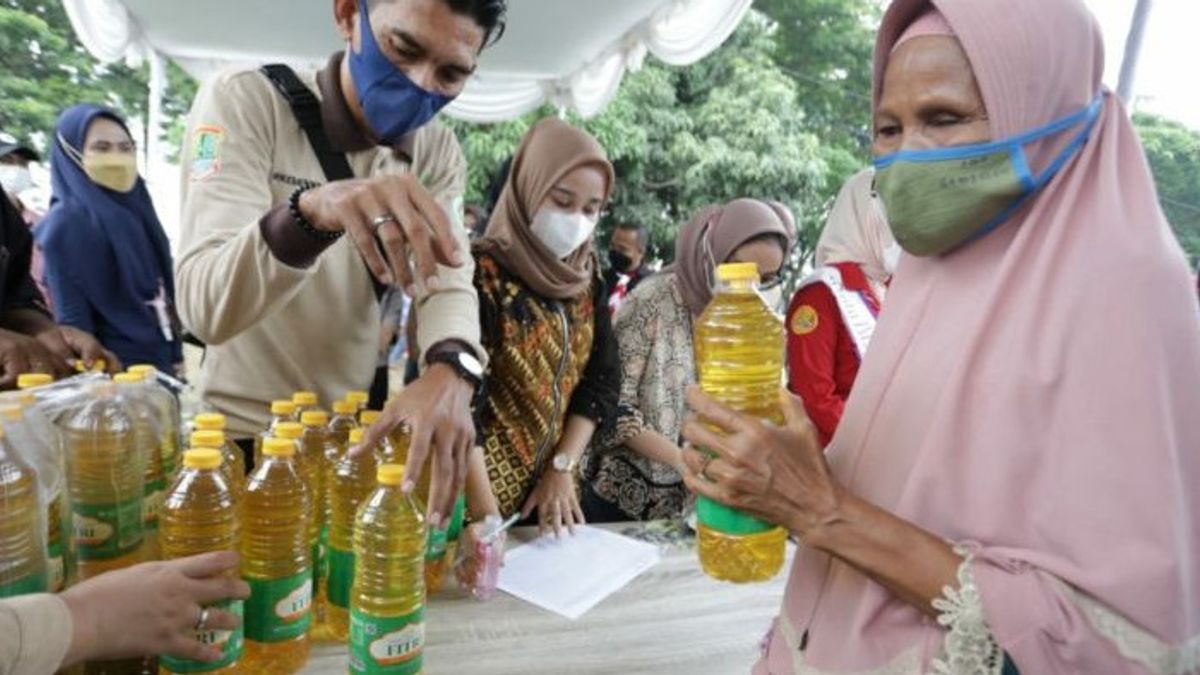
[
  {"xmin": 260, "ymin": 64, "xmax": 354, "ymax": 182},
  {"xmin": 260, "ymin": 63, "xmax": 386, "ymax": 301}
]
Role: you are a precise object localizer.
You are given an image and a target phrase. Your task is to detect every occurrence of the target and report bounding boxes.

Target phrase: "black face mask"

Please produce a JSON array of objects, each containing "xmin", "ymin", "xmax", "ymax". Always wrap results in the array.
[{"xmin": 609, "ymin": 249, "xmax": 634, "ymax": 273}]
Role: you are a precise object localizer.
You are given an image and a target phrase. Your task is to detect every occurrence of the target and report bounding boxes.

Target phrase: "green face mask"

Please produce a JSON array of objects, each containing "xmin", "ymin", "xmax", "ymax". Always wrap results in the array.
[{"xmin": 872, "ymin": 93, "xmax": 1104, "ymax": 257}]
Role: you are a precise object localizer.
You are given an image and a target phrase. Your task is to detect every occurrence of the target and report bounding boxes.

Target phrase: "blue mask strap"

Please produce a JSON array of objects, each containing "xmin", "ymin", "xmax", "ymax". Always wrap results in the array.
[{"xmin": 968, "ymin": 92, "xmax": 1106, "ymax": 242}]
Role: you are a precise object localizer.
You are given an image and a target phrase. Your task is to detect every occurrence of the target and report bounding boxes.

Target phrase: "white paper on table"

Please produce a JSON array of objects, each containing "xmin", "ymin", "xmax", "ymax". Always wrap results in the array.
[{"xmin": 497, "ymin": 525, "xmax": 662, "ymax": 620}]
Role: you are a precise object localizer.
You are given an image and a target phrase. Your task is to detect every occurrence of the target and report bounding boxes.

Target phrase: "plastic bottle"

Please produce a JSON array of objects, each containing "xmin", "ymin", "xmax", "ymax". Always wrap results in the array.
[
  {"xmin": 349, "ymin": 464, "xmax": 426, "ymax": 675},
  {"xmin": 329, "ymin": 400, "xmax": 360, "ymax": 452},
  {"xmin": 240, "ymin": 437, "xmax": 312, "ymax": 674},
  {"xmin": 127, "ymin": 365, "xmax": 182, "ymax": 482},
  {"xmin": 254, "ymin": 400, "xmax": 298, "ymax": 467},
  {"xmin": 692, "ymin": 262, "xmax": 787, "ymax": 583},
  {"xmin": 62, "ymin": 381, "xmax": 145, "ymax": 580},
  {"xmin": 300, "ymin": 410, "xmax": 336, "ymax": 639},
  {"xmin": 326, "ymin": 428, "xmax": 380, "ymax": 642},
  {"xmin": 159, "ymin": 448, "xmax": 242, "ymax": 674},
  {"xmin": 190, "ymin": 429, "xmax": 243, "ymax": 504},
  {"xmin": 0, "ymin": 423, "xmax": 47, "ymax": 597},
  {"xmin": 115, "ymin": 372, "xmax": 165, "ymax": 561},
  {"xmin": 15, "ymin": 373, "xmax": 67, "ymax": 591},
  {"xmin": 359, "ymin": 410, "xmax": 381, "ymax": 428},
  {"xmin": 292, "ymin": 391, "xmax": 319, "ymax": 419},
  {"xmin": 345, "ymin": 391, "xmax": 370, "ymax": 413}
]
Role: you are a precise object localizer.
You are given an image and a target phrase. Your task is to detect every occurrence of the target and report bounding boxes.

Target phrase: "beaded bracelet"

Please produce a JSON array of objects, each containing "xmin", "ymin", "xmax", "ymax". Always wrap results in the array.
[{"xmin": 288, "ymin": 184, "xmax": 343, "ymax": 242}]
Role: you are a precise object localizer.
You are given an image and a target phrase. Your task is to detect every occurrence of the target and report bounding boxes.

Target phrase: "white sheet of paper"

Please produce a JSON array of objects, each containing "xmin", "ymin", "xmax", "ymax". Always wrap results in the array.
[{"xmin": 498, "ymin": 525, "xmax": 662, "ymax": 620}]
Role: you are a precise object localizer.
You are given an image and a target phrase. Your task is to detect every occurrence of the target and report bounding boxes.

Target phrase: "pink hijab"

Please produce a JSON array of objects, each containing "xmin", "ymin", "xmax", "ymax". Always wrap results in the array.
[{"xmin": 759, "ymin": 0, "xmax": 1200, "ymax": 673}]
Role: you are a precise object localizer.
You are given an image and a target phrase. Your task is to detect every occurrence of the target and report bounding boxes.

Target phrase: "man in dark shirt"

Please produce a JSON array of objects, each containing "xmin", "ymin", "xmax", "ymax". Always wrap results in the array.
[
  {"xmin": 0, "ymin": 189, "xmax": 114, "ymax": 386},
  {"xmin": 604, "ymin": 221, "xmax": 653, "ymax": 316}
]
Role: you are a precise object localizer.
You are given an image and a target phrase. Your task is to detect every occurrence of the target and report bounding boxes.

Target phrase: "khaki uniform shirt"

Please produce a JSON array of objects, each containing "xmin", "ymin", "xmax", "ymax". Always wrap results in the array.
[{"xmin": 177, "ymin": 54, "xmax": 481, "ymax": 437}]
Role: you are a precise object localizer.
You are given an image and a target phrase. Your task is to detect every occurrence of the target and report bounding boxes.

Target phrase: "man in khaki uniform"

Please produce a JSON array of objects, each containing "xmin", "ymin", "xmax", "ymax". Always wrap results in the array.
[{"xmin": 177, "ymin": 0, "xmax": 506, "ymax": 523}]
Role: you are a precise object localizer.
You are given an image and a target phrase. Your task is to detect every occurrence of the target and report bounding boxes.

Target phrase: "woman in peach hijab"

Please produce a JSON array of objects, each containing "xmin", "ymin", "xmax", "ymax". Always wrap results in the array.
[{"xmin": 682, "ymin": 0, "xmax": 1200, "ymax": 672}]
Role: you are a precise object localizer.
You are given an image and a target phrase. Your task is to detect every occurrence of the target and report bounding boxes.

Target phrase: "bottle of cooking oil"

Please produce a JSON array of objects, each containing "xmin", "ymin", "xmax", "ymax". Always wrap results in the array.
[
  {"xmin": 373, "ymin": 424, "xmax": 455, "ymax": 594},
  {"xmin": 693, "ymin": 262, "xmax": 787, "ymax": 583},
  {"xmin": 241, "ymin": 437, "xmax": 312, "ymax": 674},
  {"xmin": 159, "ymin": 448, "xmax": 242, "ymax": 674},
  {"xmin": 62, "ymin": 381, "xmax": 145, "ymax": 580},
  {"xmin": 15, "ymin": 373, "xmax": 67, "ymax": 592},
  {"xmin": 255, "ymin": 400, "xmax": 298, "ymax": 467},
  {"xmin": 359, "ymin": 410, "xmax": 381, "ymax": 428},
  {"xmin": 115, "ymin": 372, "xmax": 165, "ymax": 561},
  {"xmin": 300, "ymin": 410, "xmax": 336, "ymax": 639},
  {"xmin": 292, "ymin": 392, "xmax": 319, "ymax": 419},
  {"xmin": 327, "ymin": 428, "xmax": 379, "ymax": 643},
  {"xmin": 329, "ymin": 400, "xmax": 360, "ymax": 452},
  {"xmin": 345, "ymin": 391, "xmax": 370, "ymax": 413},
  {"xmin": 350, "ymin": 464, "xmax": 425, "ymax": 675},
  {"xmin": 190, "ymin": 429, "xmax": 243, "ymax": 504},
  {"xmin": 0, "ymin": 423, "xmax": 47, "ymax": 597},
  {"xmin": 127, "ymin": 365, "xmax": 182, "ymax": 482}
]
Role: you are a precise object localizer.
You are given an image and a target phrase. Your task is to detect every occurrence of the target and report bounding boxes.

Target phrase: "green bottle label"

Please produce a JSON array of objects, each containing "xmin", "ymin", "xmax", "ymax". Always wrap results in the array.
[
  {"xmin": 696, "ymin": 496, "xmax": 775, "ymax": 535},
  {"xmin": 327, "ymin": 546, "xmax": 354, "ymax": 609},
  {"xmin": 350, "ymin": 607, "xmax": 424, "ymax": 675},
  {"xmin": 143, "ymin": 478, "xmax": 167, "ymax": 530},
  {"xmin": 244, "ymin": 571, "xmax": 312, "ymax": 642},
  {"xmin": 72, "ymin": 498, "xmax": 143, "ymax": 560},
  {"xmin": 0, "ymin": 572, "xmax": 48, "ymax": 598},
  {"xmin": 424, "ymin": 525, "xmax": 448, "ymax": 562},
  {"xmin": 159, "ymin": 599, "xmax": 243, "ymax": 673},
  {"xmin": 445, "ymin": 494, "xmax": 466, "ymax": 542},
  {"xmin": 47, "ymin": 539, "xmax": 65, "ymax": 592}
]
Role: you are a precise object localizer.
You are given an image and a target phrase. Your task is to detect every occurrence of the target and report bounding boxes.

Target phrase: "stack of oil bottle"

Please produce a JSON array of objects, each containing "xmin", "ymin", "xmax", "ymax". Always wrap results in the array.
[{"xmin": 0, "ymin": 370, "xmax": 463, "ymax": 675}]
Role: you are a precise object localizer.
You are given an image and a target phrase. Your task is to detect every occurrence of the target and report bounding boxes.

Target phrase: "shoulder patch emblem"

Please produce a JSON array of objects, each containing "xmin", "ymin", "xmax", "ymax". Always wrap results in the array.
[
  {"xmin": 790, "ymin": 304, "xmax": 819, "ymax": 335},
  {"xmin": 189, "ymin": 124, "xmax": 226, "ymax": 181}
]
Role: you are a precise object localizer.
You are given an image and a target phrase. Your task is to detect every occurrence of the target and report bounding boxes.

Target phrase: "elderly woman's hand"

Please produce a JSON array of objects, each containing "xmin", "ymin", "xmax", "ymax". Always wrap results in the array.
[{"xmin": 681, "ymin": 385, "xmax": 843, "ymax": 538}]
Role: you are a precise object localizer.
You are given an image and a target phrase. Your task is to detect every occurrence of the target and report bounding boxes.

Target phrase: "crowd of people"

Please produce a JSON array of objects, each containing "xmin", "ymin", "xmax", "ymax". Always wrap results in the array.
[{"xmin": 2, "ymin": 0, "xmax": 1199, "ymax": 672}]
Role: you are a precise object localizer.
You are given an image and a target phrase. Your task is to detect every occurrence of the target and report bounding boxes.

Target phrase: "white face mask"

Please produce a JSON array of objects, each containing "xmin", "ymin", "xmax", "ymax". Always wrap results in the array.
[
  {"xmin": 530, "ymin": 208, "xmax": 597, "ymax": 260},
  {"xmin": 0, "ymin": 165, "xmax": 34, "ymax": 197},
  {"xmin": 883, "ymin": 243, "xmax": 902, "ymax": 276}
]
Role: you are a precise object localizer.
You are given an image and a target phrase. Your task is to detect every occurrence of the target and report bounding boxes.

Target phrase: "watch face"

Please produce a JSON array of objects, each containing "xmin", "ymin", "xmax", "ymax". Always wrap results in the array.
[
  {"xmin": 553, "ymin": 454, "xmax": 570, "ymax": 471},
  {"xmin": 457, "ymin": 352, "xmax": 484, "ymax": 377}
]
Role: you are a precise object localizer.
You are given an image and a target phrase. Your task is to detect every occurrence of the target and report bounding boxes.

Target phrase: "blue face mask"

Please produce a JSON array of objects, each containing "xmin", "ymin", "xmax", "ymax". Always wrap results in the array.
[
  {"xmin": 873, "ymin": 92, "xmax": 1105, "ymax": 256},
  {"xmin": 348, "ymin": 0, "xmax": 455, "ymax": 145}
]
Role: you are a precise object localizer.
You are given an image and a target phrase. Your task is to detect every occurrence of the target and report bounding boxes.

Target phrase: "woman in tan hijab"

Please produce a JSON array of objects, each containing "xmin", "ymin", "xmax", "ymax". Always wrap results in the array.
[{"xmin": 463, "ymin": 117, "xmax": 620, "ymax": 540}]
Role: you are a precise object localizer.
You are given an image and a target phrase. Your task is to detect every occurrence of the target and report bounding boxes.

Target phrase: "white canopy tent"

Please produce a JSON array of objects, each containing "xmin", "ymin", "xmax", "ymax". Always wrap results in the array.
[{"xmin": 63, "ymin": 0, "xmax": 752, "ymax": 124}]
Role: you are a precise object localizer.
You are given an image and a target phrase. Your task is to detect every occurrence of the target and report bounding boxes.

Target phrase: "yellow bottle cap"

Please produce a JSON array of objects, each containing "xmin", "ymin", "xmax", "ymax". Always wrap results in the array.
[
  {"xmin": 274, "ymin": 422, "xmax": 304, "ymax": 440},
  {"xmin": 74, "ymin": 359, "xmax": 106, "ymax": 373},
  {"xmin": 113, "ymin": 372, "xmax": 145, "ymax": 384},
  {"xmin": 349, "ymin": 428, "xmax": 365, "ymax": 444},
  {"xmin": 190, "ymin": 430, "xmax": 225, "ymax": 448},
  {"xmin": 332, "ymin": 400, "xmax": 357, "ymax": 415},
  {"xmin": 346, "ymin": 391, "xmax": 369, "ymax": 406},
  {"xmin": 183, "ymin": 448, "xmax": 222, "ymax": 470},
  {"xmin": 270, "ymin": 400, "xmax": 297, "ymax": 416},
  {"xmin": 377, "ymin": 463, "xmax": 404, "ymax": 486},
  {"xmin": 193, "ymin": 413, "xmax": 227, "ymax": 431},
  {"xmin": 717, "ymin": 262, "xmax": 761, "ymax": 282},
  {"xmin": 293, "ymin": 391, "xmax": 319, "ymax": 406},
  {"xmin": 360, "ymin": 410, "xmax": 381, "ymax": 426},
  {"xmin": 127, "ymin": 365, "xmax": 158, "ymax": 377},
  {"xmin": 0, "ymin": 405, "xmax": 23, "ymax": 422},
  {"xmin": 17, "ymin": 373, "xmax": 53, "ymax": 389},
  {"xmin": 263, "ymin": 438, "xmax": 296, "ymax": 458},
  {"xmin": 301, "ymin": 410, "xmax": 329, "ymax": 427}
]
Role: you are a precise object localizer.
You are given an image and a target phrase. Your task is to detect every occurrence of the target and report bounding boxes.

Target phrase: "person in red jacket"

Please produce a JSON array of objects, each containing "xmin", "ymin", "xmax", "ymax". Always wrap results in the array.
[{"xmin": 787, "ymin": 168, "xmax": 898, "ymax": 445}]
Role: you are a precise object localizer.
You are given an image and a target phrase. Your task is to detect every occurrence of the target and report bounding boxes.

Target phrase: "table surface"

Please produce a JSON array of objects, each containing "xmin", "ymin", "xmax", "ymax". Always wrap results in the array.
[{"xmin": 303, "ymin": 521, "xmax": 791, "ymax": 674}]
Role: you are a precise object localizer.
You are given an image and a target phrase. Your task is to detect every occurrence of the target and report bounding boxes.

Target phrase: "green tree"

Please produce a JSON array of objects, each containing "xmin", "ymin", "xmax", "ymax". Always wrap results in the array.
[
  {"xmin": 0, "ymin": 0, "xmax": 195, "ymax": 156},
  {"xmin": 1133, "ymin": 112, "xmax": 1200, "ymax": 265}
]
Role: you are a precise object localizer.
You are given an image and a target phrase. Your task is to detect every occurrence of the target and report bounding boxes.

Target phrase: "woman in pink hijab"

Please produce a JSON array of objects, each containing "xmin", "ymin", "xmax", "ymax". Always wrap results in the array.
[{"xmin": 682, "ymin": 0, "xmax": 1200, "ymax": 673}]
